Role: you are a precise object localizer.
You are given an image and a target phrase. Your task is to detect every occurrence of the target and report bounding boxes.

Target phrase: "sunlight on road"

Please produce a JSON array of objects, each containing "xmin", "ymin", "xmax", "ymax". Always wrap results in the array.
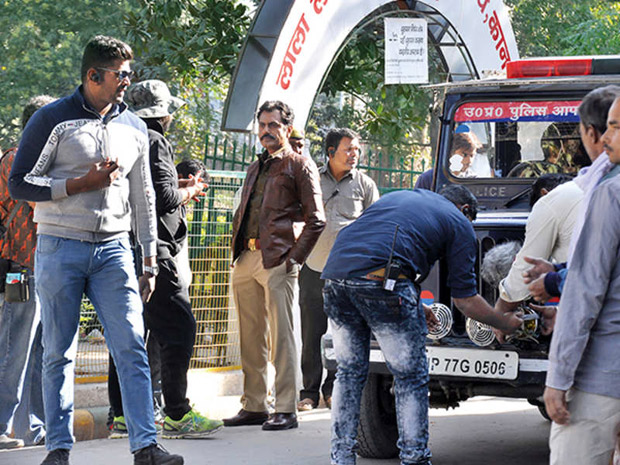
[{"xmin": 430, "ymin": 396, "xmax": 538, "ymax": 417}]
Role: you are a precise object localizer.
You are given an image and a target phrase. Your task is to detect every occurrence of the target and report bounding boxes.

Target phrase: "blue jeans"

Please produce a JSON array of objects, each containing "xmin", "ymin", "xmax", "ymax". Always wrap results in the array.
[
  {"xmin": 323, "ymin": 278, "xmax": 432, "ymax": 465},
  {"xmin": 0, "ymin": 270, "xmax": 45, "ymax": 445},
  {"xmin": 35, "ymin": 235, "xmax": 157, "ymax": 452}
]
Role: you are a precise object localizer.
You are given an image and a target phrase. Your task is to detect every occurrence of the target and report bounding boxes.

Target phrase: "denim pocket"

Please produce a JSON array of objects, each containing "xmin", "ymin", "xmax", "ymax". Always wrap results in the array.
[
  {"xmin": 36, "ymin": 235, "xmax": 63, "ymax": 255},
  {"xmin": 357, "ymin": 284, "xmax": 420, "ymax": 326}
]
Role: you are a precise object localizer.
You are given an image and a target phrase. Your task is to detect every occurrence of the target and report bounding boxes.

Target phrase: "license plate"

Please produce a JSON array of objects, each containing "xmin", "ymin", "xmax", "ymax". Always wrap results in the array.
[{"xmin": 425, "ymin": 346, "xmax": 518, "ymax": 380}]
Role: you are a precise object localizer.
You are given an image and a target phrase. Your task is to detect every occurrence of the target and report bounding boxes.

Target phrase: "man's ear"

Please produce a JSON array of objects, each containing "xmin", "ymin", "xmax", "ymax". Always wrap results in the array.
[
  {"xmin": 328, "ymin": 147, "xmax": 335, "ymax": 157},
  {"xmin": 285, "ymin": 125, "xmax": 293, "ymax": 138},
  {"xmin": 589, "ymin": 126, "xmax": 602, "ymax": 145},
  {"xmin": 460, "ymin": 203, "xmax": 473, "ymax": 219},
  {"xmin": 540, "ymin": 187, "xmax": 549, "ymax": 197}
]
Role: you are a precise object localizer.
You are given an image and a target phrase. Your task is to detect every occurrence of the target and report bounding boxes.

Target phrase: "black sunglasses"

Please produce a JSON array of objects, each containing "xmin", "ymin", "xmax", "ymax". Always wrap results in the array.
[{"xmin": 97, "ymin": 67, "xmax": 135, "ymax": 81}]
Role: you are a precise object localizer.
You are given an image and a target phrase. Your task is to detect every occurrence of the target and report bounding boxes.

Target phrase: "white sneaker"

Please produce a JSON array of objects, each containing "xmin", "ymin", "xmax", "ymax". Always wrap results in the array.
[{"xmin": 0, "ymin": 434, "xmax": 24, "ymax": 449}]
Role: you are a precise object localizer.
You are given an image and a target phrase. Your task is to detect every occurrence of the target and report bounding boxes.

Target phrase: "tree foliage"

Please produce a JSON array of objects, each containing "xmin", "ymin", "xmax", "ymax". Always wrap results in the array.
[
  {"xmin": 308, "ymin": 12, "xmax": 444, "ymax": 166},
  {"xmin": 122, "ymin": 0, "xmax": 252, "ymax": 160},
  {"xmin": 0, "ymin": 0, "xmax": 251, "ymax": 158},
  {"xmin": 0, "ymin": 0, "xmax": 130, "ymax": 149},
  {"xmin": 505, "ymin": 0, "xmax": 620, "ymax": 57}
]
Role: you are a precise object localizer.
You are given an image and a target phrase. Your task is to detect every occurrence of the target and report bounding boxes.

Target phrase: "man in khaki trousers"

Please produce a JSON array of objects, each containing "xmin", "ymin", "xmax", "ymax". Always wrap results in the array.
[{"xmin": 225, "ymin": 100, "xmax": 325, "ymax": 431}]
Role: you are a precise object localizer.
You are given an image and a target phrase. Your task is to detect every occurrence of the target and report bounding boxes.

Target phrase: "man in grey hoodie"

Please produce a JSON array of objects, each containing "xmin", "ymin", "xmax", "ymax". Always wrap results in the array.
[{"xmin": 9, "ymin": 36, "xmax": 183, "ymax": 465}]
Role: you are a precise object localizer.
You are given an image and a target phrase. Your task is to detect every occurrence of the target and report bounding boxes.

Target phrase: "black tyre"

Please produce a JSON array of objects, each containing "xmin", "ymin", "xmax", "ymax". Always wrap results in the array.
[
  {"xmin": 357, "ymin": 373, "xmax": 399, "ymax": 459},
  {"xmin": 527, "ymin": 398, "xmax": 551, "ymax": 421},
  {"xmin": 537, "ymin": 404, "xmax": 551, "ymax": 421}
]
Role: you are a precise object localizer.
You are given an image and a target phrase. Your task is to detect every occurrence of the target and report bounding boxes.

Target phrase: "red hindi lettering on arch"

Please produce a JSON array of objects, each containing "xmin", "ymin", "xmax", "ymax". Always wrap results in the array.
[
  {"xmin": 290, "ymin": 14, "xmax": 310, "ymax": 55},
  {"xmin": 276, "ymin": 51, "xmax": 296, "ymax": 90},
  {"xmin": 311, "ymin": 0, "xmax": 328, "ymax": 14},
  {"xmin": 276, "ymin": 14, "xmax": 310, "ymax": 90},
  {"xmin": 488, "ymin": 11, "xmax": 502, "ymax": 41}
]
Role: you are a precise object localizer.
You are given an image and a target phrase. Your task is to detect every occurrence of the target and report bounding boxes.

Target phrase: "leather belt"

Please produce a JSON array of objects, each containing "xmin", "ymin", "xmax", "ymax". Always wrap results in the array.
[
  {"xmin": 364, "ymin": 267, "xmax": 408, "ymax": 281},
  {"xmin": 245, "ymin": 238, "xmax": 261, "ymax": 251}
]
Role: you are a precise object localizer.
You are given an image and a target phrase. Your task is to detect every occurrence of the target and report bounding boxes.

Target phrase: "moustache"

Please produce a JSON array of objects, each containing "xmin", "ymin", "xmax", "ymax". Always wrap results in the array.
[
  {"xmin": 261, "ymin": 134, "xmax": 275, "ymax": 141},
  {"xmin": 604, "ymin": 143, "xmax": 612, "ymax": 152}
]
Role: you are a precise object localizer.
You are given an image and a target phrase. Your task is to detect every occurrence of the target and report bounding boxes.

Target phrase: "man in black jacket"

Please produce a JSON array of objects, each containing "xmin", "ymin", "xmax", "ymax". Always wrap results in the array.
[{"xmin": 124, "ymin": 80, "xmax": 223, "ymax": 439}]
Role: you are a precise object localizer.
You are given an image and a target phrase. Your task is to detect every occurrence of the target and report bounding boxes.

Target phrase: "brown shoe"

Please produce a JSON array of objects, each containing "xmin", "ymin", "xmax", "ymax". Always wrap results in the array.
[
  {"xmin": 223, "ymin": 409, "xmax": 269, "ymax": 427},
  {"xmin": 297, "ymin": 398, "xmax": 316, "ymax": 411},
  {"xmin": 262, "ymin": 413, "xmax": 298, "ymax": 431}
]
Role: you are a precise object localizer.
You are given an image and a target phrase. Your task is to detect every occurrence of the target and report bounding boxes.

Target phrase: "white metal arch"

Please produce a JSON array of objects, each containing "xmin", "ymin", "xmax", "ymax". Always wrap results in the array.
[{"xmin": 222, "ymin": 0, "xmax": 518, "ymax": 132}]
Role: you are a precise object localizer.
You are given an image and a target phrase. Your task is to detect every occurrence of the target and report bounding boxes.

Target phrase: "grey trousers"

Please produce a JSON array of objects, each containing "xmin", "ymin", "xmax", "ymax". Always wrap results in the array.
[{"xmin": 232, "ymin": 250, "xmax": 299, "ymax": 413}]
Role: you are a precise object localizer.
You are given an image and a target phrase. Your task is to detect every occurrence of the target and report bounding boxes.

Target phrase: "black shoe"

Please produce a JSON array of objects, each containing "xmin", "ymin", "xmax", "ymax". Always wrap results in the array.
[
  {"xmin": 134, "ymin": 444, "xmax": 184, "ymax": 465},
  {"xmin": 41, "ymin": 449, "xmax": 70, "ymax": 465},
  {"xmin": 262, "ymin": 412, "xmax": 298, "ymax": 431},
  {"xmin": 223, "ymin": 409, "xmax": 269, "ymax": 427}
]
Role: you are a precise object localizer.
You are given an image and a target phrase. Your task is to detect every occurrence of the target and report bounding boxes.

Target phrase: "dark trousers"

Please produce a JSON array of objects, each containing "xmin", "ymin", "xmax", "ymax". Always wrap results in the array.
[
  {"xmin": 109, "ymin": 257, "xmax": 196, "ymax": 421},
  {"xmin": 299, "ymin": 265, "xmax": 336, "ymax": 404}
]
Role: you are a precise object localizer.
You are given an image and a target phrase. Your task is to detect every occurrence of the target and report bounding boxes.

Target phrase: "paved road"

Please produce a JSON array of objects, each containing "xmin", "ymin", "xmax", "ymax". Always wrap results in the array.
[{"xmin": 1, "ymin": 397, "xmax": 550, "ymax": 465}]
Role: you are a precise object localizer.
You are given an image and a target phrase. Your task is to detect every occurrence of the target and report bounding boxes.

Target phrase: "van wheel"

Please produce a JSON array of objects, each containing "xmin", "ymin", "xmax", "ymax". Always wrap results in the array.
[
  {"xmin": 537, "ymin": 404, "xmax": 551, "ymax": 421},
  {"xmin": 357, "ymin": 373, "xmax": 399, "ymax": 459},
  {"xmin": 528, "ymin": 398, "xmax": 551, "ymax": 421}
]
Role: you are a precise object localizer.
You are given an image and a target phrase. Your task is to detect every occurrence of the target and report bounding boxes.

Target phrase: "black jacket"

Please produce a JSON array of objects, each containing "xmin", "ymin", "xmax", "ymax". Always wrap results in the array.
[{"xmin": 145, "ymin": 119, "xmax": 186, "ymax": 260}]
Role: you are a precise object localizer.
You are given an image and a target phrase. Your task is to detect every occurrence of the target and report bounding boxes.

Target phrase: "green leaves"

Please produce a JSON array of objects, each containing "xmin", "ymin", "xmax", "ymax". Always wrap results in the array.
[
  {"xmin": 505, "ymin": 0, "xmax": 620, "ymax": 57},
  {"xmin": 122, "ymin": 0, "xmax": 252, "ymax": 159},
  {"xmin": 0, "ymin": 0, "xmax": 251, "ymax": 159},
  {"xmin": 0, "ymin": 0, "xmax": 130, "ymax": 148}
]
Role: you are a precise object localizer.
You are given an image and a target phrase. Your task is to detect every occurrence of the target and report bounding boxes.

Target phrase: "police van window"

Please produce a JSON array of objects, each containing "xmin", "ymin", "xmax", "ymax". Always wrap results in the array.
[{"xmin": 449, "ymin": 100, "xmax": 587, "ymax": 179}]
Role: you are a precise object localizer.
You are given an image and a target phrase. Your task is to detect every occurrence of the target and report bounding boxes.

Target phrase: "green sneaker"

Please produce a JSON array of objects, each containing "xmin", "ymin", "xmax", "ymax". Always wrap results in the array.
[
  {"xmin": 109, "ymin": 415, "xmax": 162, "ymax": 439},
  {"xmin": 162, "ymin": 409, "xmax": 224, "ymax": 439},
  {"xmin": 109, "ymin": 416, "xmax": 128, "ymax": 439}
]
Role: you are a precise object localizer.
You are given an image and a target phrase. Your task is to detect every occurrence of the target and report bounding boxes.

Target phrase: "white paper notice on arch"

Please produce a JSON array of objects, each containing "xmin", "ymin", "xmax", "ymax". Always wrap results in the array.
[
  {"xmin": 256, "ymin": 0, "xmax": 519, "ymax": 130},
  {"xmin": 384, "ymin": 17, "xmax": 428, "ymax": 85}
]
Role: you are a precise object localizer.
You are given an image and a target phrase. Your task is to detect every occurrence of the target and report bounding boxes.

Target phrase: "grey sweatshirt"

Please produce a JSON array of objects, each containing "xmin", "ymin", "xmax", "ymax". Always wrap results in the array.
[{"xmin": 9, "ymin": 87, "xmax": 157, "ymax": 256}]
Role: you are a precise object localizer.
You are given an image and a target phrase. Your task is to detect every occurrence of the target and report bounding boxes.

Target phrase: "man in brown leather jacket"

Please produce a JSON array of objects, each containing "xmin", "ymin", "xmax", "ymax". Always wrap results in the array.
[{"xmin": 224, "ymin": 100, "xmax": 325, "ymax": 431}]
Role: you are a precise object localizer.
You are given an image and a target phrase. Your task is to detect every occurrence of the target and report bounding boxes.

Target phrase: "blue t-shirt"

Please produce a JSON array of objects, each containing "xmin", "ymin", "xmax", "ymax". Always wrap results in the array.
[
  {"xmin": 414, "ymin": 168, "xmax": 434, "ymax": 190},
  {"xmin": 322, "ymin": 190, "xmax": 478, "ymax": 298}
]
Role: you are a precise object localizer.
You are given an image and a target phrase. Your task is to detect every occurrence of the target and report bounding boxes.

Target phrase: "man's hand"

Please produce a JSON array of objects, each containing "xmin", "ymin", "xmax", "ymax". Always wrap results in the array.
[
  {"xmin": 493, "ymin": 309, "xmax": 524, "ymax": 343},
  {"xmin": 67, "ymin": 158, "xmax": 120, "ymax": 195},
  {"xmin": 453, "ymin": 294, "xmax": 523, "ymax": 340},
  {"xmin": 528, "ymin": 275, "xmax": 552, "ymax": 303},
  {"xmin": 529, "ymin": 303, "xmax": 557, "ymax": 335},
  {"xmin": 522, "ymin": 256, "xmax": 554, "ymax": 284},
  {"xmin": 544, "ymin": 386, "xmax": 570, "ymax": 424},
  {"xmin": 181, "ymin": 174, "xmax": 207, "ymax": 204},
  {"xmin": 422, "ymin": 304, "xmax": 440, "ymax": 332},
  {"xmin": 138, "ymin": 274, "xmax": 156, "ymax": 303},
  {"xmin": 492, "ymin": 298, "xmax": 521, "ymax": 343}
]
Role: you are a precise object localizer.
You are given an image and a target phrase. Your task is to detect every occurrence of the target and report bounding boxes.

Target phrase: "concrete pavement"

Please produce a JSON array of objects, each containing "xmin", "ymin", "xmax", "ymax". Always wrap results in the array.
[{"xmin": 1, "ymin": 397, "xmax": 551, "ymax": 465}]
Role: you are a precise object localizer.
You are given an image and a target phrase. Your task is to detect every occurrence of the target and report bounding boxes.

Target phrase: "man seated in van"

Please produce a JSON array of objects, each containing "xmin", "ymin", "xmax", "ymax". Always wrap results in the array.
[{"xmin": 448, "ymin": 130, "xmax": 485, "ymax": 178}]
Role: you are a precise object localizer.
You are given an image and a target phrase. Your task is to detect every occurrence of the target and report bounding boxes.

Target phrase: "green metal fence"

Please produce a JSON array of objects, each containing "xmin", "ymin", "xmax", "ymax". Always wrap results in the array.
[{"xmin": 202, "ymin": 134, "xmax": 430, "ymax": 193}]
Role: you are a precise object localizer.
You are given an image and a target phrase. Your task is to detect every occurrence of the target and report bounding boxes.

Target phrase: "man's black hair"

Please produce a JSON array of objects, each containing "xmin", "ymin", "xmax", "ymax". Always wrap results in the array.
[
  {"xmin": 439, "ymin": 184, "xmax": 479, "ymax": 220},
  {"xmin": 578, "ymin": 85, "xmax": 620, "ymax": 135},
  {"xmin": 256, "ymin": 100, "xmax": 294, "ymax": 127},
  {"xmin": 324, "ymin": 128, "xmax": 360, "ymax": 157},
  {"xmin": 529, "ymin": 173, "xmax": 572, "ymax": 207},
  {"xmin": 21, "ymin": 95, "xmax": 56, "ymax": 129},
  {"xmin": 81, "ymin": 35, "xmax": 133, "ymax": 82},
  {"xmin": 176, "ymin": 159, "xmax": 210, "ymax": 183}
]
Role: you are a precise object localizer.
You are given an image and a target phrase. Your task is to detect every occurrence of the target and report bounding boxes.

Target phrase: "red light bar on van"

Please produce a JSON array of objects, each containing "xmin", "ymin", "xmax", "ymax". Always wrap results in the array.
[{"xmin": 506, "ymin": 56, "xmax": 620, "ymax": 79}]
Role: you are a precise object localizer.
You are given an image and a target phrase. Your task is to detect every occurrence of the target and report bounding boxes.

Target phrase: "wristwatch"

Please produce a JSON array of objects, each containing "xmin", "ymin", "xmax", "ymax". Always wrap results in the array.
[{"xmin": 144, "ymin": 264, "xmax": 159, "ymax": 276}]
